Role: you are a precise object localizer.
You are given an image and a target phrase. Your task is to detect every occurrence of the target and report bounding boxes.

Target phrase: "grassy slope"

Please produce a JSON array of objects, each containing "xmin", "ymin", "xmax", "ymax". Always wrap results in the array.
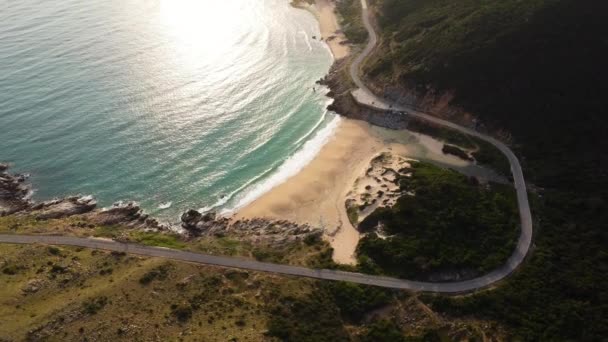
[
  {"xmin": 352, "ymin": 0, "xmax": 608, "ymax": 340},
  {"xmin": 0, "ymin": 219, "xmax": 507, "ymax": 341},
  {"xmin": 0, "ymin": 214, "xmax": 333, "ymax": 268}
]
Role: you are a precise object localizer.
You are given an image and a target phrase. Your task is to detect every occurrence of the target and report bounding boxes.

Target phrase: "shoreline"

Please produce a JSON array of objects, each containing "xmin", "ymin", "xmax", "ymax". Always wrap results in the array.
[
  {"xmin": 291, "ymin": 0, "xmax": 350, "ymax": 60},
  {"xmin": 236, "ymin": 0, "xmax": 365, "ymax": 264}
]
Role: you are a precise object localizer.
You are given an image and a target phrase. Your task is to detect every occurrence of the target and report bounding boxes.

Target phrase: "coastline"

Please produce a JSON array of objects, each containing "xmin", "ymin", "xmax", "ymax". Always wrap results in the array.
[
  {"xmin": 236, "ymin": 0, "xmax": 365, "ymax": 264},
  {"xmin": 236, "ymin": 119, "xmax": 418, "ymax": 264},
  {"xmin": 291, "ymin": 0, "xmax": 349, "ymax": 60}
]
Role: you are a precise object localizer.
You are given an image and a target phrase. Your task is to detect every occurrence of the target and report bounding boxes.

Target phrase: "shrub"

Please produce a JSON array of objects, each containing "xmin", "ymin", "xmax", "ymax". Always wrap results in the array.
[
  {"xmin": 139, "ymin": 264, "xmax": 170, "ymax": 285},
  {"xmin": 83, "ymin": 296, "xmax": 108, "ymax": 315}
]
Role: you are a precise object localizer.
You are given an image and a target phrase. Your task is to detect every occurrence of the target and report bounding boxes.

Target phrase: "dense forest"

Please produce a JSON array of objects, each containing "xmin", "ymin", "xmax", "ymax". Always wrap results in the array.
[
  {"xmin": 356, "ymin": 162, "xmax": 519, "ymax": 280},
  {"xmin": 338, "ymin": 0, "xmax": 608, "ymax": 340}
]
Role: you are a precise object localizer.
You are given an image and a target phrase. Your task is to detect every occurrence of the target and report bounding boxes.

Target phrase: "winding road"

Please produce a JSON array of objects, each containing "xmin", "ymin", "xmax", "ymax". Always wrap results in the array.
[
  {"xmin": 0, "ymin": 0, "xmax": 532, "ymax": 293},
  {"xmin": 348, "ymin": 0, "xmax": 533, "ymax": 287}
]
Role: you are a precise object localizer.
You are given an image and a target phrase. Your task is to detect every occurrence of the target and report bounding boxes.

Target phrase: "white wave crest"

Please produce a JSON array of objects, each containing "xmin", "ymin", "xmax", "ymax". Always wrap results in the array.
[
  {"xmin": 158, "ymin": 201, "xmax": 172, "ymax": 209},
  {"xmin": 198, "ymin": 166, "xmax": 275, "ymax": 213},
  {"xmin": 299, "ymin": 30, "xmax": 312, "ymax": 51},
  {"xmin": 223, "ymin": 114, "xmax": 341, "ymax": 214}
]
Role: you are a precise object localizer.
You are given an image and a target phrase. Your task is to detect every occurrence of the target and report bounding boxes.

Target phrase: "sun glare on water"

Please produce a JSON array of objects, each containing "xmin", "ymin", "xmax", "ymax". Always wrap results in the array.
[{"xmin": 158, "ymin": 0, "xmax": 254, "ymax": 64}]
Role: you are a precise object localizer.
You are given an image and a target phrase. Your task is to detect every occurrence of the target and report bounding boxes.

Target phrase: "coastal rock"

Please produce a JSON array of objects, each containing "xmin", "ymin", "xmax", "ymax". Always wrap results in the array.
[
  {"xmin": 183, "ymin": 213, "xmax": 324, "ymax": 247},
  {"xmin": 180, "ymin": 209, "xmax": 225, "ymax": 235},
  {"xmin": 0, "ymin": 164, "xmax": 33, "ymax": 216},
  {"xmin": 90, "ymin": 201, "xmax": 162, "ymax": 229},
  {"xmin": 34, "ymin": 195, "xmax": 97, "ymax": 220},
  {"xmin": 322, "ymin": 60, "xmax": 409, "ymax": 129},
  {"xmin": 181, "ymin": 209, "xmax": 202, "ymax": 228}
]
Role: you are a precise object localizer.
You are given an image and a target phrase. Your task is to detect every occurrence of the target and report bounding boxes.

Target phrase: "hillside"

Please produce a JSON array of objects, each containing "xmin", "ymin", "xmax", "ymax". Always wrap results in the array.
[
  {"xmin": 0, "ymin": 217, "xmax": 508, "ymax": 341},
  {"xmin": 337, "ymin": 0, "xmax": 608, "ymax": 340},
  {"xmin": 363, "ymin": 0, "xmax": 608, "ymax": 189}
]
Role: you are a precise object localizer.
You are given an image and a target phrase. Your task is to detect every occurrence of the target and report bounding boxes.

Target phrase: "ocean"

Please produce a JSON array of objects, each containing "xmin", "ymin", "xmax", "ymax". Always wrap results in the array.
[{"xmin": 0, "ymin": 0, "xmax": 336, "ymax": 221}]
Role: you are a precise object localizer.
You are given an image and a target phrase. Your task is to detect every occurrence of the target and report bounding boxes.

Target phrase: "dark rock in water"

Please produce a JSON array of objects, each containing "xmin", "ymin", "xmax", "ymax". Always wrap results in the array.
[
  {"xmin": 181, "ymin": 209, "xmax": 202, "ymax": 228},
  {"xmin": 0, "ymin": 164, "xmax": 33, "ymax": 216},
  {"xmin": 0, "ymin": 163, "xmax": 165, "ymax": 230},
  {"xmin": 34, "ymin": 195, "xmax": 97, "ymax": 220}
]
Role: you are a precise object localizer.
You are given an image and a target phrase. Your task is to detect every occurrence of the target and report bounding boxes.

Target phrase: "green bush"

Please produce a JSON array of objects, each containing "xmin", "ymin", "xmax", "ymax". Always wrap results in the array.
[
  {"xmin": 83, "ymin": 296, "xmax": 108, "ymax": 315},
  {"xmin": 356, "ymin": 162, "xmax": 518, "ymax": 279},
  {"xmin": 139, "ymin": 264, "xmax": 170, "ymax": 285}
]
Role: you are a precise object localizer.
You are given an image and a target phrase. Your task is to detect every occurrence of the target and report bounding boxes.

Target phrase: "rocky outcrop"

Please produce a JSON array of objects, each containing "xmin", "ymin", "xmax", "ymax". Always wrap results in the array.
[
  {"xmin": 32, "ymin": 196, "xmax": 97, "ymax": 219},
  {"xmin": 0, "ymin": 164, "xmax": 163, "ymax": 230},
  {"xmin": 0, "ymin": 163, "xmax": 32, "ymax": 216},
  {"xmin": 2, "ymin": 164, "xmax": 318, "ymax": 244},
  {"xmin": 181, "ymin": 209, "xmax": 217, "ymax": 230},
  {"xmin": 180, "ymin": 209, "xmax": 322, "ymax": 247},
  {"xmin": 226, "ymin": 218, "xmax": 323, "ymax": 246},
  {"xmin": 319, "ymin": 59, "xmax": 409, "ymax": 130},
  {"xmin": 441, "ymin": 144, "xmax": 473, "ymax": 161},
  {"xmin": 89, "ymin": 201, "xmax": 165, "ymax": 230}
]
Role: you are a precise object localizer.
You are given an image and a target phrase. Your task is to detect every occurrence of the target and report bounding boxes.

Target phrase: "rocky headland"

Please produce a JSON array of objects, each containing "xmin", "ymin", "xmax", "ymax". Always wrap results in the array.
[{"xmin": 1, "ymin": 163, "xmax": 323, "ymax": 248}]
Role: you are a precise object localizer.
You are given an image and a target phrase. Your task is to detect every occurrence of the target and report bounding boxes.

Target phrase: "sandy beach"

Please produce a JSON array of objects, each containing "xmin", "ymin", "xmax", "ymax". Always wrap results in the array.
[
  {"xmin": 292, "ymin": 0, "xmax": 350, "ymax": 59},
  {"xmin": 237, "ymin": 119, "xmax": 401, "ymax": 264},
  {"xmin": 237, "ymin": 1, "xmax": 492, "ymax": 264},
  {"xmin": 314, "ymin": 0, "xmax": 350, "ymax": 59},
  {"xmin": 235, "ymin": 0, "xmax": 361, "ymax": 263},
  {"xmin": 235, "ymin": 1, "xmax": 400, "ymax": 264}
]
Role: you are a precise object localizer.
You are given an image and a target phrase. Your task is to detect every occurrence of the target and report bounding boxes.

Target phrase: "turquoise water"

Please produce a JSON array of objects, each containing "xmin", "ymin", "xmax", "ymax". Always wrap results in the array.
[{"xmin": 0, "ymin": 0, "xmax": 336, "ymax": 220}]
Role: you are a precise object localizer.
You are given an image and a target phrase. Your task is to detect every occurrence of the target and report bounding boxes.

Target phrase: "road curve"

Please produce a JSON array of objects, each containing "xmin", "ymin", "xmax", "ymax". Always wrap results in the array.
[
  {"xmin": 348, "ymin": 0, "xmax": 533, "ymax": 288},
  {"xmin": 0, "ymin": 0, "xmax": 532, "ymax": 293},
  {"xmin": 1, "ymin": 233, "xmax": 516, "ymax": 293}
]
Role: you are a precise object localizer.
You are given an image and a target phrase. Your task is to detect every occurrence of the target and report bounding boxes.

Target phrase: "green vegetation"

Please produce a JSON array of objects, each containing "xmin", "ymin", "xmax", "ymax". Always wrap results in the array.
[
  {"xmin": 470, "ymin": 139, "xmax": 511, "ymax": 176},
  {"xmin": 406, "ymin": 119, "xmax": 475, "ymax": 149},
  {"xmin": 324, "ymin": 281, "xmax": 393, "ymax": 322},
  {"xmin": 361, "ymin": 320, "xmax": 409, "ymax": 342},
  {"xmin": 357, "ymin": 162, "xmax": 518, "ymax": 280},
  {"xmin": 0, "ymin": 225, "xmax": 507, "ymax": 340},
  {"xmin": 346, "ymin": 203, "xmax": 359, "ymax": 224},
  {"xmin": 267, "ymin": 290, "xmax": 350, "ymax": 341},
  {"xmin": 406, "ymin": 118, "xmax": 510, "ymax": 175},
  {"xmin": 139, "ymin": 264, "xmax": 171, "ymax": 285},
  {"xmin": 354, "ymin": 0, "xmax": 608, "ymax": 339},
  {"xmin": 82, "ymin": 296, "xmax": 108, "ymax": 315},
  {"xmin": 336, "ymin": 0, "xmax": 368, "ymax": 44},
  {"xmin": 131, "ymin": 231, "xmax": 185, "ymax": 249}
]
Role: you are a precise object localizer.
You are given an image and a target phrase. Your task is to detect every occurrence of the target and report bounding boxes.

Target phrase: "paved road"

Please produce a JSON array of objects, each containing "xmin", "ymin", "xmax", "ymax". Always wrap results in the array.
[
  {"xmin": 0, "ymin": 0, "xmax": 532, "ymax": 293},
  {"xmin": 348, "ymin": 0, "xmax": 534, "ymax": 287},
  {"xmin": 0, "ymin": 233, "xmax": 518, "ymax": 292}
]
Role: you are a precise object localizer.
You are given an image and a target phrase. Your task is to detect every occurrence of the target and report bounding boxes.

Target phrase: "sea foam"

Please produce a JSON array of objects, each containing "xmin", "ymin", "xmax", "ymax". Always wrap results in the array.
[{"xmin": 223, "ymin": 113, "xmax": 341, "ymax": 214}]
